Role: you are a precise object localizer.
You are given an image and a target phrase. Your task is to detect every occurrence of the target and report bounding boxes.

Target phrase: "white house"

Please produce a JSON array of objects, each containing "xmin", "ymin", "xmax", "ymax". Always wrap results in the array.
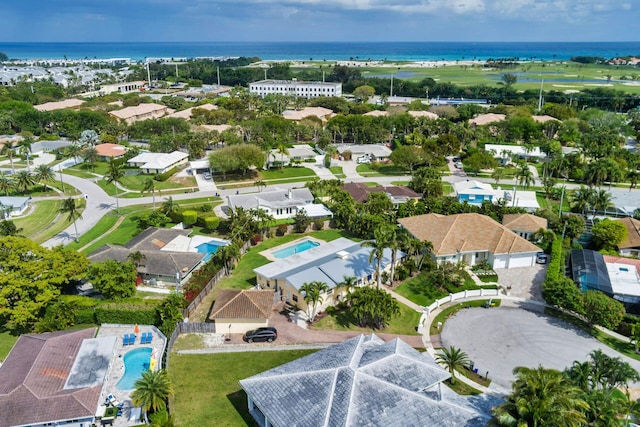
[
  {"xmin": 226, "ymin": 188, "xmax": 332, "ymax": 220},
  {"xmin": 266, "ymin": 144, "xmax": 317, "ymax": 168},
  {"xmin": 334, "ymin": 144, "xmax": 392, "ymax": 162},
  {"xmin": 399, "ymin": 213, "xmax": 542, "ymax": 269},
  {"xmin": 485, "ymin": 144, "xmax": 544, "ymax": 164},
  {"xmin": 249, "ymin": 79, "xmax": 342, "ymax": 99},
  {"xmin": 0, "ymin": 196, "xmax": 30, "ymax": 218},
  {"xmin": 453, "ymin": 180, "xmax": 539, "ymax": 210},
  {"xmin": 127, "ymin": 151, "xmax": 189, "ymax": 174}
]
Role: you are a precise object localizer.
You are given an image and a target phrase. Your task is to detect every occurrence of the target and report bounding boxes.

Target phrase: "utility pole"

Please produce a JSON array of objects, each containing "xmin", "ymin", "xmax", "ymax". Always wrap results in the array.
[
  {"xmin": 217, "ymin": 66, "xmax": 220, "ymax": 86},
  {"xmin": 537, "ymin": 79, "xmax": 544, "ymax": 112},
  {"xmin": 146, "ymin": 61, "xmax": 151, "ymax": 88}
]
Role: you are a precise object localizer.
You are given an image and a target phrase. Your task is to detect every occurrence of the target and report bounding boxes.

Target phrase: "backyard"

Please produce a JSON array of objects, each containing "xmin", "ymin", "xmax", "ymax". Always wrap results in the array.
[{"xmin": 169, "ymin": 350, "xmax": 316, "ymax": 427}]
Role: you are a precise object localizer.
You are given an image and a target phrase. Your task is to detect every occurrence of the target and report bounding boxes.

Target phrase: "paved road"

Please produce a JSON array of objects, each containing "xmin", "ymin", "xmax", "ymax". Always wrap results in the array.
[{"xmin": 440, "ymin": 305, "xmax": 640, "ymax": 389}]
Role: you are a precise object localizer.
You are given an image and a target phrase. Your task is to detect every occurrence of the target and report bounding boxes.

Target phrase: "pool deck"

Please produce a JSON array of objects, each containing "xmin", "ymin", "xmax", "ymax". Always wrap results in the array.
[
  {"xmin": 95, "ymin": 324, "xmax": 167, "ymax": 427},
  {"xmin": 259, "ymin": 236, "xmax": 325, "ymax": 261}
]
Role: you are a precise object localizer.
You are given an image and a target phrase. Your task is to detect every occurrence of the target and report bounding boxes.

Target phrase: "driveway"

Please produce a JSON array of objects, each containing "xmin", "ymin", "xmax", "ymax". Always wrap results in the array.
[
  {"xmin": 495, "ymin": 264, "xmax": 547, "ymax": 301},
  {"xmin": 440, "ymin": 306, "xmax": 640, "ymax": 389}
]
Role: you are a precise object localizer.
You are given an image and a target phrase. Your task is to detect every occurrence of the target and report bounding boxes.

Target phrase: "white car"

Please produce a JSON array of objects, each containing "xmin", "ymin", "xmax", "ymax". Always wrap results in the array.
[{"xmin": 203, "ymin": 172, "xmax": 212, "ymax": 180}]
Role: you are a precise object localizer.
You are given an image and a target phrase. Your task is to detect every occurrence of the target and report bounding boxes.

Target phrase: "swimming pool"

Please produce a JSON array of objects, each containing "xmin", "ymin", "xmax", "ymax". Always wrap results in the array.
[
  {"xmin": 272, "ymin": 240, "xmax": 320, "ymax": 258},
  {"xmin": 116, "ymin": 347, "xmax": 152, "ymax": 390},
  {"xmin": 196, "ymin": 241, "xmax": 226, "ymax": 262}
]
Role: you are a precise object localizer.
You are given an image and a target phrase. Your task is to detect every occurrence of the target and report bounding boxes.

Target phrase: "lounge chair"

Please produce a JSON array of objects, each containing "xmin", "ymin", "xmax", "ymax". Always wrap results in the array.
[
  {"xmin": 147, "ymin": 332, "xmax": 153, "ymax": 344},
  {"xmin": 140, "ymin": 332, "xmax": 148, "ymax": 344},
  {"xmin": 122, "ymin": 335, "xmax": 130, "ymax": 346},
  {"xmin": 130, "ymin": 333, "xmax": 137, "ymax": 345},
  {"xmin": 107, "ymin": 394, "xmax": 121, "ymax": 407}
]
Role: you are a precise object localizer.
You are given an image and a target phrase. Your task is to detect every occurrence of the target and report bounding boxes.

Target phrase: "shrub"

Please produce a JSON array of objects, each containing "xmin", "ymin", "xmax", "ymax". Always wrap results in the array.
[
  {"xmin": 76, "ymin": 309, "xmax": 96, "ymax": 324},
  {"xmin": 313, "ymin": 218, "xmax": 324, "ymax": 230},
  {"xmin": 181, "ymin": 210, "xmax": 198, "ymax": 227},
  {"xmin": 583, "ymin": 290, "xmax": 625, "ymax": 330},
  {"xmin": 95, "ymin": 304, "xmax": 158, "ymax": 325},
  {"xmin": 154, "ymin": 167, "xmax": 177, "ymax": 182},
  {"xmin": 277, "ymin": 224, "xmax": 288, "ymax": 236},
  {"xmin": 250, "ymin": 234, "xmax": 262, "ymax": 245},
  {"xmin": 203, "ymin": 216, "xmax": 220, "ymax": 231},
  {"xmin": 545, "ymin": 237, "xmax": 564, "ymax": 282},
  {"xmin": 198, "ymin": 204, "xmax": 213, "ymax": 212}
]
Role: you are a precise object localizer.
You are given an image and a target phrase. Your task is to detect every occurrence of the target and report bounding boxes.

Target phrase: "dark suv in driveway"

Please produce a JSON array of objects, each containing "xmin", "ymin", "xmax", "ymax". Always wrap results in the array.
[{"xmin": 243, "ymin": 327, "xmax": 277, "ymax": 343}]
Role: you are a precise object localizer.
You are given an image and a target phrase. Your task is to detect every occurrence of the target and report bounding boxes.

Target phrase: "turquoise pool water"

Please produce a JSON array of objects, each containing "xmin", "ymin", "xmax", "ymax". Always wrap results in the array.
[
  {"xmin": 116, "ymin": 347, "xmax": 152, "ymax": 390},
  {"xmin": 273, "ymin": 240, "xmax": 320, "ymax": 259},
  {"xmin": 196, "ymin": 241, "xmax": 225, "ymax": 262}
]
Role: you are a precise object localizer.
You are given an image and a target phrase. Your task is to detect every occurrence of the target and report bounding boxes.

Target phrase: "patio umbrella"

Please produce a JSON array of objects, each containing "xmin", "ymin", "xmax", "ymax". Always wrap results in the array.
[{"xmin": 134, "ymin": 324, "xmax": 140, "ymax": 334}]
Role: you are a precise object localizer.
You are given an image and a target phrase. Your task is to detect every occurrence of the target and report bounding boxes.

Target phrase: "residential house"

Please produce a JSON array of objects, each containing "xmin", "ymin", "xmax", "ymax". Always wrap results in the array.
[
  {"xmin": 226, "ymin": 188, "xmax": 333, "ymax": 220},
  {"xmin": 239, "ymin": 334, "xmax": 490, "ymax": 427},
  {"xmin": 165, "ymin": 103, "xmax": 217, "ymax": 120},
  {"xmin": 485, "ymin": 143, "xmax": 544, "ymax": 164},
  {"xmin": 127, "ymin": 151, "xmax": 189, "ymax": 174},
  {"xmin": 342, "ymin": 182, "xmax": 420, "ymax": 206},
  {"xmin": 267, "ymin": 144, "xmax": 317, "ymax": 168},
  {"xmin": 209, "ymin": 289, "xmax": 274, "ymax": 333},
  {"xmin": 453, "ymin": 180, "xmax": 539, "ymax": 210},
  {"xmin": 254, "ymin": 237, "xmax": 399, "ymax": 312},
  {"xmin": 109, "ymin": 103, "xmax": 174, "ymax": 124},
  {"xmin": 408, "ymin": 110, "xmax": 438, "ymax": 119},
  {"xmin": 282, "ymin": 106, "xmax": 335, "ymax": 123},
  {"xmin": 249, "ymin": 79, "xmax": 342, "ymax": 99},
  {"xmin": 0, "ymin": 196, "xmax": 30, "ymax": 218},
  {"xmin": 398, "ymin": 213, "xmax": 542, "ymax": 269},
  {"xmin": 502, "ymin": 213, "xmax": 548, "ymax": 241},
  {"xmin": 34, "ymin": 98, "xmax": 85, "ymax": 112},
  {"xmin": 571, "ymin": 250, "xmax": 640, "ymax": 306},
  {"xmin": 363, "ymin": 110, "xmax": 389, "ymax": 117},
  {"xmin": 94, "ymin": 143, "xmax": 127, "ymax": 161},
  {"xmin": 468, "ymin": 113, "xmax": 506, "ymax": 126},
  {"xmin": 89, "ymin": 227, "xmax": 228, "ymax": 287},
  {"xmin": 334, "ymin": 144, "xmax": 392, "ymax": 162},
  {"xmin": 617, "ymin": 217, "xmax": 640, "ymax": 257},
  {"xmin": 0, "ymin": 328, "xmax": 109, "ymax": 427}
]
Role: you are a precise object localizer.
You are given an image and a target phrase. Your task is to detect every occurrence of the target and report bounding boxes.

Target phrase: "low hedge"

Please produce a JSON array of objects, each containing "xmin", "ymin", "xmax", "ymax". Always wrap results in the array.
[
  {"xmin": 154, "ymin": 167, "xmax": 178, "ymax": 182},
  {"xmin": 545, "ymin": 237, "xmax": 564, "ymax": 282},
  {"xmin": 95, "ymin": 304, "xmax": 158, "ymax": 325}
]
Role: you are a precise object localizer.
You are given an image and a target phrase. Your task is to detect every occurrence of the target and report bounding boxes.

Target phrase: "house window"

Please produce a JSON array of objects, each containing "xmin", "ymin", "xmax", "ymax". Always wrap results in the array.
[
  {"xmin": 292, "ymin": 295, "xmax": 298, "ymax": 302},
  {"xmin": 326, "ymin": 289, "xmax": 333, "ymax": 295}
]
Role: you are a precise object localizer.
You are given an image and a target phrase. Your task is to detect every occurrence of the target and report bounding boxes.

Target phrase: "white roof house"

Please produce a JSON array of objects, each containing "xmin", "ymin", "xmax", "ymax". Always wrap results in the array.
[
  {"xmin": 453, "ymin": 180, "xmax": 539, "ymax": 210},
  {"xmin": 127, "ymin": 151, "xmax": 189, "ymax": 174},
  {"xmin": 606, "ymin": 262, "xmax": 640, "ymax": 304},
  {"xmin": 227, "ymin": 187, "xmax": 332, "ymax": 220},
  {"xmin": 485, "ymin": 144, "xmax": 544, "ymax": 161},
  {"xmin": 334, "ymin": 144, "xmax": 392, "ymax": 161},
  {"xmin": 0, "ymin": 196, "xmax": 30, "ymax": 218},
  {"xmin": 267, "ymin": 144, "xmax": 317, "ymax": 167},
  {"xmin": 240, "ymin": 334, "xmax": 491, "ymax": 427},
  {"xmin": 282, "ymin": 106, "xmax": 335, "ymax": 122}
]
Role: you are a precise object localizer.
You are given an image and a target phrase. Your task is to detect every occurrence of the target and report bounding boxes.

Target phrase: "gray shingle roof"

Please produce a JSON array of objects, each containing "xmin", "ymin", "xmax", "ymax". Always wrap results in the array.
[{"xmin": 239, "ymin": 335, "xmax": 489, "ymax": 427}]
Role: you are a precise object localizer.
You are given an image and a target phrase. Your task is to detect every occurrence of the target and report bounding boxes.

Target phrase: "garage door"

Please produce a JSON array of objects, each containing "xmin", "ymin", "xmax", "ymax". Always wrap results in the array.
[
  {"xmin": 492, "ymin": 255, "xmax": 508, "ymax": 269},
  {"xmin": 508, "ymin": 253, "xmax": 536, "ymax": 268}
]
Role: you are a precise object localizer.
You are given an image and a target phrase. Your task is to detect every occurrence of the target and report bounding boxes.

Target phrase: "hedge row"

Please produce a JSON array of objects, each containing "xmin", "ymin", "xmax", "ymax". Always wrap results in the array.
[
  {"xmin": 154, "ymin": 167, "xmax": 178, "ymax": 182},
  {"xmin": 94, "ymin": 304, "xmax": 159, "ymax": 325},
  {"xmin": 545, "ymin": 237, "xmax": 564, "ymax": 282}
]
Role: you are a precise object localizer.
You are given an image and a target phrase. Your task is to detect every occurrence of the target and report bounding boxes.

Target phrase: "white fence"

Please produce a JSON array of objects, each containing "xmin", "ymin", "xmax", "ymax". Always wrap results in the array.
[{"xmin": 417, "ymin": 288, "xmax": 502, "ymax": 333}]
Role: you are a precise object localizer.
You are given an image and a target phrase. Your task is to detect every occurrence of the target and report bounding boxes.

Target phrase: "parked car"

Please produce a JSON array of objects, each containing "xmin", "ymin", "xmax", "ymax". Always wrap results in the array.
[
  {"xmin": 203, "ymin": 172, "xmax": 212, "ymax": 180},
  {"xmin": 536, "ymin": 252, "xmax": 548, "ymax": 264},
  {"xmin": 357, "ymin": 155, "xmax": 371, "ymax": 164},
  {"xmin": 243, "ymin": 327, "xmax": 278, "ymax": 343},
  {"xmin": 454, "ymin": 161, "xmax": 463, "ymax": 169}
]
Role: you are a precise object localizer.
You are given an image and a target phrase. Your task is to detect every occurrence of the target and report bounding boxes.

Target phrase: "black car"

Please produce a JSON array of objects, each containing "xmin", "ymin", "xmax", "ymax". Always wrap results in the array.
[{"xmin": 243, "ymin": 327, "xmax": 277, "ymax": 343}]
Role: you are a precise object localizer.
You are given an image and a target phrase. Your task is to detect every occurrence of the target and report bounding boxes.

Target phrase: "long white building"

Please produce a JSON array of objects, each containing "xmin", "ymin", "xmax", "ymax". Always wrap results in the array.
[{"xmin": 249, "ymin": 79, "xmax": 342, "ymax": 99}]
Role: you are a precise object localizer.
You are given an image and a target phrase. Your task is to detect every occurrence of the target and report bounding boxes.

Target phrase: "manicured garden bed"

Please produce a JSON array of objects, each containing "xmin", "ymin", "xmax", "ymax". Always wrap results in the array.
[
  {"xmin": 311, "ymin": 301, "xmax": 421, "ymax": 336},
  {"xmin": 394, "ymin": 270, "xmax": 485, "ymax": 307}
]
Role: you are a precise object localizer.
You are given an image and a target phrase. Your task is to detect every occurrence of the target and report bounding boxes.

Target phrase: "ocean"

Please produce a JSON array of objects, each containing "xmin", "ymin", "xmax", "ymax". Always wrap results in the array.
[{"xmin": 1, "ymin": 41, "xmax": 639, "ymax": 62}]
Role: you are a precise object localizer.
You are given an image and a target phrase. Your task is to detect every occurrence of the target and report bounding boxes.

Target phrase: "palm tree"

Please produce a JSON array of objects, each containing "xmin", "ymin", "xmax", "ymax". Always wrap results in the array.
[
  {"xmin": 592, "ymin": 189, "xmax": 612, "ymax": 215},
  {"xmin": 82, "ymin": 146, "xmax": 99, "ymax": 171},
  {"xmin": 33, "ymin": 164, "xmax": 55, "ymax": 192},
  {"xmin": 13, "ymin": 170, "xmax": 34, "ymax": 194},
  {"xmin": 254, "ymin": 180, "xmax": 266, "ymax": 192},
  {"xmin": 60, "ymin": 197, "xmax": 82, "ymax": 241},
  {"xmin": 18, "ymin": 138, "xmax": 33, "ymax": 170},
  {"xmin": 131, "ymin": 369, "xmax": 174, "ymax": 416},
  {"xmin": 64, "ymin": 143, "xmax": 84, "ymax": 165},
  {"xmin": 128, "ymin": 251, "xmax": 146, "ymax": 267},
  {"xmin": 0, "ymin": 172, "xmax": 13, "ymax": 195},
  {"xmin": 161, "ymin": 196, "xmax": 177, "ymax": 217},
  {"xmin": 515, "ymin": 162, "xmax": 535, "ymax": 189},
  {"xmin": 299, "ymin": 281, "xmax": 329, "ymax": 322},
  {"xmin": 105, "ymin": 159, "xmax": 125, "ymax": 213},
  {"xmin": 570, "ymin": 186, "xmax": 596, "ymax": 216},
  {"xmin": 0, "ymin": 144, "xmax": 16, "ymax": 174},
  {"xmin": 492, "ymin": 167, "xmax": 505, "ymax": 185},
  {"xmin": 276, "ymin": 143, "xmax": 289, "ymax": 170},
  {"xmin": 435, "ymin": 346, "xmax": 471, "ymax": 385},
  {"xmin": 492, "ymin": 366, "xmax": 588, "ymax": 427},
  {"xmin": 361, "ymin": 226, "xmax": 391, "ymax": 288},
  {"xmin": 339, "ymin": 276, "xmax": 358, "ymax": 297},
  {"xmin": 142, "ymin": 178, "xmax": 157, "ymax": 209}
]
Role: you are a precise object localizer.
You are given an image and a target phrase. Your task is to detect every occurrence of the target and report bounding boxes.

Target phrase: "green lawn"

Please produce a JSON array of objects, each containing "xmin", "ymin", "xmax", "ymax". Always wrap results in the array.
[
  {"xmin": 329, "ymin": 166, "xmax": 345, "ymax": 178},
  {"xmin": 170, "ymin": 350, "xmax": 316, "ymax": 427},
  {"xmin": 0, "ymin": 330, "xmax": 19, "ymax": 362},
  {"xmin": 260, "ymin": 167, "xmax": 316, "ymax": 180},
  {"xmin": 312, "ymin": 301, "xmax": 421, "ymax": 336},
  {"xmin": 395, "ymin": 271, "xmax": 486, "ymax": 307},
  {"xmin": 63, "ymin": 169, "xmax": 98, "ymax": 179},
  {"xmin": 356, "ymin": 163, "xmax": 408, "ymax": 176},
  {"xmin": 217, "ymin": 229, "xmax": 358, "ymax": 290}
]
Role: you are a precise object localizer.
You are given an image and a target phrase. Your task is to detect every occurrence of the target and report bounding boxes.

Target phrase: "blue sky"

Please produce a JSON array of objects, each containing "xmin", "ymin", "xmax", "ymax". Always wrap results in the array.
[{"xmin": 1, "ymin": 0, "xmax": 638, "ymax": 42}]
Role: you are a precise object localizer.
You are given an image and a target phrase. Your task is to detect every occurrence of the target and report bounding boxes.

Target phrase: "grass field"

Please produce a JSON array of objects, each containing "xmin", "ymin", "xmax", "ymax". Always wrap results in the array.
[
  {"xmin": 312, "ymin": 301, "xmax": 421, "ymax": 336},
  {"xmin": 329, "ymin": 166, "xmax": 345, "ymax": 178},
  {"xmin": 170, "ymin": 350, "xmax": 316, "ymax": 427},
  {"xmin": 356, "ymin": 163, "xmax": 408, "ymax": 176},
  {"xmin": 260, "ymin": 167, "xmax": 316, "ymax": 180},
  {"xmin": 340, "ymin": 61, "xmax": 640, "ymax": 94},
  {"xmin": 0, "ymin": 330, "xmax": 19, "ymax": 362}
]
